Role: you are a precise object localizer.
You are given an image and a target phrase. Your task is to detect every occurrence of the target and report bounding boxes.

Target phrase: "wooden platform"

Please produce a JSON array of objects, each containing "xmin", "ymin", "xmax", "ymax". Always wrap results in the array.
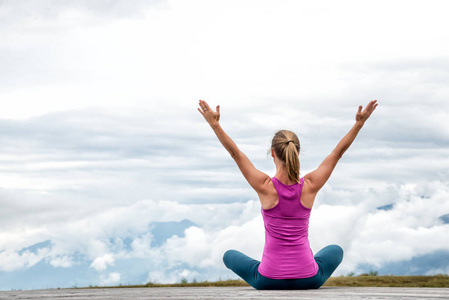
[{"xmin": 1, "ymin": 286, "xmax": 448, "ymax": 299}]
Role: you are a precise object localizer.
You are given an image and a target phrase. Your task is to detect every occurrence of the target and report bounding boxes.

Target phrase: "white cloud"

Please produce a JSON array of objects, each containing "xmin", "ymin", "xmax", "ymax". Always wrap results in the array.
[
  {"xmin": 138, "ymin": 182, "xmax": 449, "ymax": 278},
  {"xmin": 138, "ymin": 213, "xmax": 265, "ymax": 283},
  {"xmin": 1, "ymin": 0, "xmax": 448, "ymax": 119},
  {"xmin": 0, "ymin": 247, "xmax": 50, "ymax": 272},
  {"xmin": 90, "ymin": 254, "xmax": 115, "ymax": 272},
  {"xmin": 130, "ymin": 234, "xmax": 153, "ymax": 257},
  {"xmin": 1, "ymin": 179, "xmax": 449, "ymax": 284},
  {"xmin": 101, "ymin": 272, "xmax": 121, "ymax": 285},
  {"xmin": 49, "ymin": 255, "xmax": 74, "ymax": 268},
  {"xmin": 308, "ymin": 182, "xmax": 449, "ymax": 274}
]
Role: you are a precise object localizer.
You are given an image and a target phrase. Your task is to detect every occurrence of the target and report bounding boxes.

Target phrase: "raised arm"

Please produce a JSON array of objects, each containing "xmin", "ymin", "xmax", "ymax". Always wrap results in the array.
[
  {"xmin": 304, "ymin": 100, "xmax": 378, "ymax": 194},
  {"xmin": 198, "ymin": 100, "xmax": 272, "ymax": 196}
]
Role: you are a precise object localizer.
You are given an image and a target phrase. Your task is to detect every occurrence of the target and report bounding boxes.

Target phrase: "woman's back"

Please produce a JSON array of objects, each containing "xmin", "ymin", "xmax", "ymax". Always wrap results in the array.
[{"xmin": 258, "ymin": 177, "xmax": 318, "ymax": 279}]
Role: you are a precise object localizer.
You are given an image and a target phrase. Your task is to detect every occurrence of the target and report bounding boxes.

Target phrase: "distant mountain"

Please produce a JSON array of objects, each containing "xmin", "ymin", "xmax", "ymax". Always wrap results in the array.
[{"xmin": 18, "ymin": 240, "xmax": 52, "ymax": 255}]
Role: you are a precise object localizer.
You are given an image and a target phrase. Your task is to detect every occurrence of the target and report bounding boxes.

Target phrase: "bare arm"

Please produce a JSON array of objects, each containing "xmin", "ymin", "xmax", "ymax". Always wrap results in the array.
[
  {"xmin": 198, "ymin": 100, "xmax": 271, "ymax": 196},
  {"xmin": 305, "ymin": 100, "xmax": 378, "ymax": 194}
]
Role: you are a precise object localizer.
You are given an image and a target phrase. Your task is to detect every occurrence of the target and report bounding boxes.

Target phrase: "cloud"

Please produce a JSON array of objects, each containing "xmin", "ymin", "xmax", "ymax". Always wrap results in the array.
[
  {"xmin": 5, "ymin": 98, "xmax": 449, "ymax": 214},
  {"xmin": 101, "ymin": 272, "xmax": 121, "ymax": 285},
  {"xmin": 49, "ymin": 256, "xmax": 74, "ymax": 268},
  {"xmin": 90, "ymin": 254, "xmax": 115, "ymax": 271},
  {"xmin": 1, "ymin": 178, "xmax": 449, "ymax": 289},
  {"xmin": 1, "ymin": 0, "xmax": 448, "ymax": 118},
  {"xmin": 0, "ymin": 249, "xmax": 46, "ymax": 272},
  {"xmin": 0, "ymin": 0, "xmax": 164, "ymax": 23},
  {"xmin": 162, "ymin": 217, "xmax": 265, "ymax": 270},
  {"xmin": 145, "ymin": 181, "xmax": 449, "ymax": 279},
  {"xmin": 309, "ymin": 181, "xmax": 449, "ymax": 274},
  {"xmin": 0, "ymin": 92, "xmax": 448, "ymax": 286}
]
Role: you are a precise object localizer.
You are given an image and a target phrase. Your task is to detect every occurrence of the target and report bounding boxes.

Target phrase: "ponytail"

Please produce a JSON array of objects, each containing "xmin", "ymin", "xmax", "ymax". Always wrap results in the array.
[
  {"xmin": 271, "ymin": 130, "xmax": 300, "ymax": 183},
  {"xmin": 285, "ymin": 141, "xmax": 300, "ymax": 182}
]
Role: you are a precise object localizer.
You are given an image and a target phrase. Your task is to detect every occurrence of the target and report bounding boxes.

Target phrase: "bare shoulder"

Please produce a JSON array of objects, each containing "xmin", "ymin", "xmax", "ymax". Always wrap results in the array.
[
  {"xmin": 302, "ymin": 165, "xmax": 328, "ymax": 194},
  {"xmin": 258, "ymin": 177, "xmax": 279, "ymax": 210},
  {"xmin": 301, "ymin": 176, "xmax": 317, "ymax": 209},
  {"xmin": 302, "ymin": 174, "xmax": 314, "ymax": 192}
]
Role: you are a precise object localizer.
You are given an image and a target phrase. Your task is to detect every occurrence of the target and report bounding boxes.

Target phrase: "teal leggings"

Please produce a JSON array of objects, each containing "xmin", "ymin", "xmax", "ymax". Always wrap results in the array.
[{"xmin": 223, "ymin": 245, "xmax": 343, "ymax": 290}]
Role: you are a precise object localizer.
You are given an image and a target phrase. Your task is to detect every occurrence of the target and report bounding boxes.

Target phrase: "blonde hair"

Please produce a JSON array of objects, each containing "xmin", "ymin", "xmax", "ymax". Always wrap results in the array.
[{"xmin": 271, "ymin": 130, "xmax": 300, "ymax": 183}]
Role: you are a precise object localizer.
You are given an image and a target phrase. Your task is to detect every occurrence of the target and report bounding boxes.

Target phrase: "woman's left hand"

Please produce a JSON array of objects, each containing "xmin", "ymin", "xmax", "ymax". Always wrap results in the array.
[
  {"xmin": 355, "ymin": 100, "xmax": 378, "ymax": 124},
  {"xmin": 198, "ymin": 100, "xmax": 220, "ymax": 126}
]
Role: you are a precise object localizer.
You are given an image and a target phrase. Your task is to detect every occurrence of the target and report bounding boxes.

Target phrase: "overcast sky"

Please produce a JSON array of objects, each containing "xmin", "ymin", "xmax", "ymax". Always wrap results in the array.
[{"xmin": 1, "ymin": 0, "xmax": 449, "ymax": 289}]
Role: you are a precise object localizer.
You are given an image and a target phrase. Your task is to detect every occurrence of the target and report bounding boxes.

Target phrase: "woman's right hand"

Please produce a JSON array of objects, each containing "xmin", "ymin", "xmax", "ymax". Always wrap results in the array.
[
  {"xmin": 198, "ymin": 99, "xmax": 220, "ymax": 127},
  {"xmin": 356, "ymin": 100, "xmax": 378, "ymax": 123}
]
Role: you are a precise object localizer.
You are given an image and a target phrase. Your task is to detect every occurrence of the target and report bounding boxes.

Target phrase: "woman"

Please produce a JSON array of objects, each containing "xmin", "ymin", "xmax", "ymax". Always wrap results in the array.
[{"xmin": 198, "ymin": 99, "xmax": 378, "ymax": 290}]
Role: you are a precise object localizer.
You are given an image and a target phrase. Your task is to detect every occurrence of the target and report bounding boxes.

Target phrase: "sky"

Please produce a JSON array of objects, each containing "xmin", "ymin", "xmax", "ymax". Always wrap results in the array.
[{"xmin": 1, "ymin": 0, "xmax": 449, "ymax": 290}]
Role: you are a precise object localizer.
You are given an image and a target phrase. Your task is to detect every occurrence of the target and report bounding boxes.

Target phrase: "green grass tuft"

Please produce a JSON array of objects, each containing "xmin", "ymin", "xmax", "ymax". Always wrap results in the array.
[
  {"xmin": 87, "ymin": 275, "xmax": 449, "ymax": 289},
  {"xmin": 323, "ymin": 274, "xmax": 449, "ymax": 288}
]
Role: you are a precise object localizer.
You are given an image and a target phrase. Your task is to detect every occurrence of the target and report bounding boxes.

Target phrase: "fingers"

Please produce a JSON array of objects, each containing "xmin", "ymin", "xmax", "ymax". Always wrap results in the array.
[
  {"xmin": 204, "ymin": 101, "xmax": 212, "ymax": 111},
  {"xmin": 198, "ymin": 100, "xmax": 221, "ymax": 125},
  {"xmin": 361, "ymin": 100, "xmax": 378, "ymax": 114},
  {"xmin": 198, "ymin": 99, "xmax": 209, "ymax": 114},
  {"xmin": 199, "ymin": 99, "xmax": 212, "ymax": 111},
  {"xmin": 367, "ymin": 100, "xmax": 378, "ymax": 112},
  {"xmin": 198, "ymin": 99, "xmax": 220, "ymax": 115},
  {"xmin": 358, "ymin": 105, "xmax": 362, "ymax": 114},
  {"xmin": 198, "ymin": 99, "xmax": 205, "ymax": 110}
]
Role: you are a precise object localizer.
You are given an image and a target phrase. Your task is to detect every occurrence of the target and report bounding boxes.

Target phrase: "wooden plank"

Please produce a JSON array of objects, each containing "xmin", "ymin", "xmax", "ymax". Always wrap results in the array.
[{"xmin": 1, "ymin": 287, "xmax": 448, "ymax": 299}]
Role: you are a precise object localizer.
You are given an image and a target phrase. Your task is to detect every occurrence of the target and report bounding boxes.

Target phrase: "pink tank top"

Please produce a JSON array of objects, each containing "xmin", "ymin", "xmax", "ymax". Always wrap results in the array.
[{"xmin": 258, "ymin": 177, "xmax": 318, "ymax": 279}]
